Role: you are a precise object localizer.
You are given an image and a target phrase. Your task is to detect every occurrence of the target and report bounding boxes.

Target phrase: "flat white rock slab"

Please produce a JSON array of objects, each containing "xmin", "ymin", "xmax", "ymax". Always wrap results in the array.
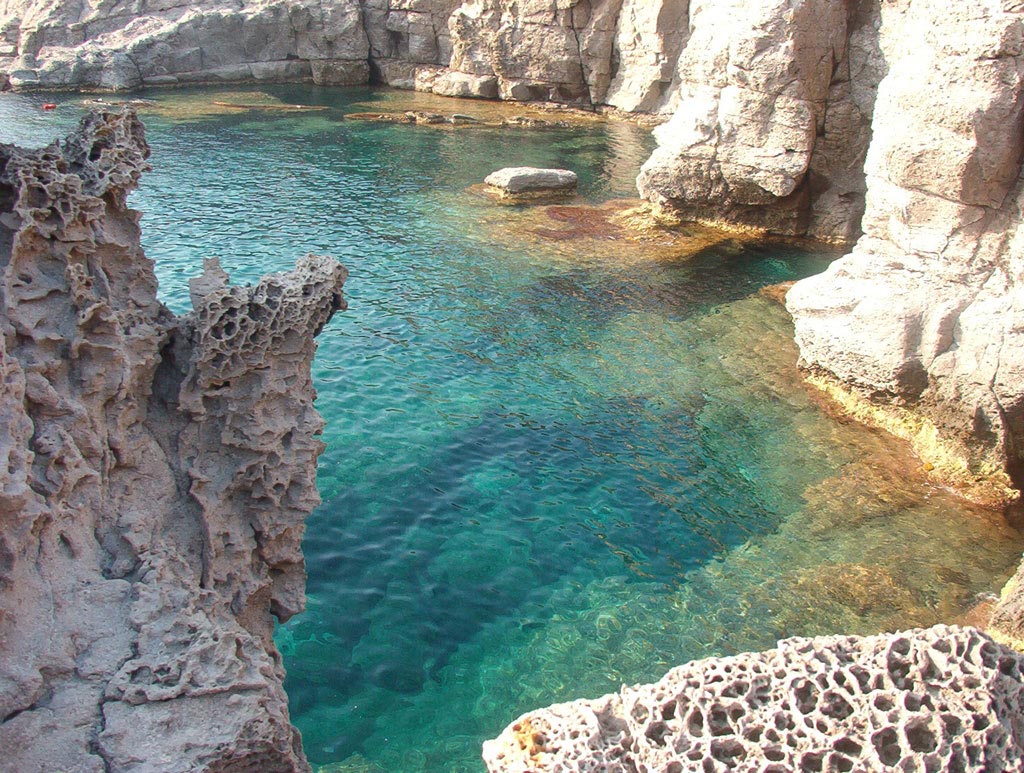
[{"xmin": 484, "ymin": 166, "xmax": 578, "ymax": 194}]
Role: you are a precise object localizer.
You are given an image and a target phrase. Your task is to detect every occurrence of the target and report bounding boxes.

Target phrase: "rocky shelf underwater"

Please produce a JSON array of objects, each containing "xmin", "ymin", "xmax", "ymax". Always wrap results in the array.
[{"xmin": 1, "ymin": 84, "xmax": 1023, "ymax": 772}]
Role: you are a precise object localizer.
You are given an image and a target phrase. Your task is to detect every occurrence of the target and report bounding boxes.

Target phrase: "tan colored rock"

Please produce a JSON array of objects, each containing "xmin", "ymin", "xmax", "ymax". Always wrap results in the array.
[
  {"xmin": 805, "ymin": 0, "xmax": 882, "ymax": 242},
  {"xmin": 602, "ymin": 0, "xmax": 688, "ymax": 113},
  {"xmin": 788, "ymin": 0, "xmax": 1024, "ymax": 498},
  {"xmin": 0, "ymin": 109, "xmax": 347, "ymax": 771},
  {"xmin": 444, "ymin": 0, "xmax": 609, "ymax": 106},
  {"xmin": 636, "ymin": 0, "xmax": 850, "ymax": 235},
  {"xmin": 992, "ymin": 562, "xmax": 1024, "ymax": 650},
  {"xmin": 484, "ymin": 625, "xmax": 1024, "ymax": 772},
  {"xmin": 0, "ymin": 0, "xmax": 369, "ymax": 89}
]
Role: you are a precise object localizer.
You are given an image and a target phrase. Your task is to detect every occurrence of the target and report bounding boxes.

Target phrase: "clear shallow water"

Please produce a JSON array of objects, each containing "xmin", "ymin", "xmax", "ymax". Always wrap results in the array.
[{"xmin": 3, "ymin": 86, "xmax": 1022, "ymax": 772}]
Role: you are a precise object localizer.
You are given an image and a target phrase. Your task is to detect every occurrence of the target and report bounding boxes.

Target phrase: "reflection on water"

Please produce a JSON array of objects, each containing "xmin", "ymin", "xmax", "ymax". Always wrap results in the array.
[{"xmin": 1, "ymin": 85, "xmax": 1020, "ymax": 773}]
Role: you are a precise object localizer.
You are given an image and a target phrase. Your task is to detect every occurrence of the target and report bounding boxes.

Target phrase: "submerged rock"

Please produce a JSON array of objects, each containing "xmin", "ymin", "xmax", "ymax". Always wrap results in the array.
[
  {"xmin": 0, "ymin": 109, "xmax": 346, "ymax": 771},
  {"xmin": 484, "ymin": 167, "xmax": 578, "ymax": 197},
  {"xmin": 483, "ymin": 625, "xmax": 1024, "ymax": 772}
]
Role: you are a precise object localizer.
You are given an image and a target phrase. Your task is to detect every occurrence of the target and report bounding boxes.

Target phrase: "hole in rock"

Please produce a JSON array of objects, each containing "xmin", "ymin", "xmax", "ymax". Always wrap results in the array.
[{"xmin": 871, "ymin": 727, "xmax": 901, "ymax": 766}]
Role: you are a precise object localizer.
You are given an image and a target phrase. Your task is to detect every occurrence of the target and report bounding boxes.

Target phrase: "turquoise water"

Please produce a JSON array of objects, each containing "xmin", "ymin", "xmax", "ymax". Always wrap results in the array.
[{"xmin": 3, "ymin": 86, "xmax": 1022, "ymax": 772}]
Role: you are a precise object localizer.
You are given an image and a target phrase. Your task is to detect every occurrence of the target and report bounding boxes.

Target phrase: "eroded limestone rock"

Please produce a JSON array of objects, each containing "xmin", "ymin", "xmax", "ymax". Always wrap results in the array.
[
  {"xmin": 787, "ymin": 0, "xmax": 1024, "ymax": 503},
  {"xmin": 484, "ymin": 625, "xmax": 1024, "ymax": 772},
  {"xmin": 0, "ymin": 109, "xmax": 346, "ymax": 771}
]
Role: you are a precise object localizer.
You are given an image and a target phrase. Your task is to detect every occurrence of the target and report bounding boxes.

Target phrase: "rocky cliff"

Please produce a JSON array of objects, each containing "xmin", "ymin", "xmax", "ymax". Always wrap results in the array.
[
  {"xmin": 0, "ymin": 0, "xmax": 938, "ymax": 244},
  {"xmin": 0, "ymin": 109, "xmax": 346, "ymax": 771},
  {"xmin": 3, "ymin": 2, "xmax": 1024, "ymax": 771},
  {"xmin": 787, "ymin": 0, "xmax": 1024, "ymax": 503},
  {"xmin": 0, "ymin": 0, "xmax": 902, "ymax": 243}
]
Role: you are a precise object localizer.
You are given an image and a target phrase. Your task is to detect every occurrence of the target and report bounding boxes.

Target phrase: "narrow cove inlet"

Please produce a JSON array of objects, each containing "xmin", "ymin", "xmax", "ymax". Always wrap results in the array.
[{"xmin": 2, "ymin": 85, "xmax": 1021, "ymax": 772}]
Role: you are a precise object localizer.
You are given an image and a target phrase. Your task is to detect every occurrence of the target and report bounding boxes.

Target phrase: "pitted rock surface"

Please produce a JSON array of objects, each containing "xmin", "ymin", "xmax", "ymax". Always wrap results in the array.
[
  {"xmin": 0, "ymin": 109, "xmax": 346, "ymax": 771},
  {"xmin": 483, "ymin": 625, "xmax": 1024, "ymax": 772}
]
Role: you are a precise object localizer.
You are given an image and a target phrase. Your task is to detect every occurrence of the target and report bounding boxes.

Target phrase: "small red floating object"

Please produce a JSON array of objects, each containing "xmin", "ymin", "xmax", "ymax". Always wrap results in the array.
[{"xmin": 42, "ymin": 103, "xmax": 57, "ymax": 111}]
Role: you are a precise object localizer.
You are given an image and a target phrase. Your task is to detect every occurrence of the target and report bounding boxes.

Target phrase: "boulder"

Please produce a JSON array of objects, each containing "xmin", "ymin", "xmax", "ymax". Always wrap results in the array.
[{"xmin": 484, "ymin": 166, "xmax": 579, "ymax": 196}]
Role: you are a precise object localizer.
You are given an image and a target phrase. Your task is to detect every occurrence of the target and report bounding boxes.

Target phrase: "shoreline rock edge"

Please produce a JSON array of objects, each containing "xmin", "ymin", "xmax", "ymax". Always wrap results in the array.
[
  {"xmin": 483, "ymin": 625, "xmax": 1024, "ymax": 772},
  {"xmin": 0, "ymin": 108, "xmax": 347, "ymax": 771}
]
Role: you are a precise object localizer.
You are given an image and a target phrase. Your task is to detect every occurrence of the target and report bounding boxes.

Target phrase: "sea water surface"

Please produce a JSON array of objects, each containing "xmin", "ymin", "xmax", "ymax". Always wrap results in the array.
[{"xmin": 2, "ymin": 85, "xmax": 1022, "ymax": 772}]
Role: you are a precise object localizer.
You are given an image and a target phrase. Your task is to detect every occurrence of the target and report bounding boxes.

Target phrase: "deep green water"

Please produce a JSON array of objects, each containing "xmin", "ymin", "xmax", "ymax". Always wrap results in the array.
[{"xmin": 3, "ymin": 86, "xmax": 1022, "ymax": 772}]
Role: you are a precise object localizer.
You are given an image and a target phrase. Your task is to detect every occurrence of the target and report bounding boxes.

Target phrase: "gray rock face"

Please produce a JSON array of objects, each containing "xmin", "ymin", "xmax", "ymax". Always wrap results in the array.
[
  {"xmin": 0, "ymin": 110, "xmax": 347, "ymax": 771},
  {"xmin": 484, "ymin": 625, "xmax": 1024, "ymax": 772},
  {"xmin": 484, "ymin": 166, "xmax": 578, "ymax": 195},
  {"xmin": 0, "ymin": 0, "xmax": 678, "ymax": 106},
  {"xmin": 0, "ymin": 0, "xmax": 368, "ymax": 89}
]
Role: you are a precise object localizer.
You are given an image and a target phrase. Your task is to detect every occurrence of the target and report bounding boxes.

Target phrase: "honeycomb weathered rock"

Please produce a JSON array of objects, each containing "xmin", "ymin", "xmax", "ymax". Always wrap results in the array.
[
  {"xmin": 483, "ymin": 625, "xmax": 1024, "ymax": 772},
  {"xmin": 0, "ymin": 109, "xmax": 347, "ymax": 772}
]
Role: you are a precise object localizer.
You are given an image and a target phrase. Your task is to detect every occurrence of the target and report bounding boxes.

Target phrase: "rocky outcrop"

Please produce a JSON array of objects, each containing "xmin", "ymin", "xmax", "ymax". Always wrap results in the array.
[
  {"xmin": 0, "ymin": 0, "xmax": 878, "ymax": 242},
  {"xmin": 484, "ymin": 625, "xmax": 1024, "ymax": 772},
  {"xmin": 0, "ymin": 0, "xmax": 649, "ymax": 100},
  {"xmin": 787, "ymin": 0, "xmax": 1024, "ymax": 503},
  {"xmin": 635, "ymin": 0, "xmax": 849, "ymax": 236},
  {"xmin": 0, "ymin": 109, "xmax": 346, "ymax": 771},
  {"xmin": 0, "ymin": 0, "xmax": 369, "ymax": 90},
  {"xmin": 632, "ymin": 0, "xmax": 884, "ymax": 241}
]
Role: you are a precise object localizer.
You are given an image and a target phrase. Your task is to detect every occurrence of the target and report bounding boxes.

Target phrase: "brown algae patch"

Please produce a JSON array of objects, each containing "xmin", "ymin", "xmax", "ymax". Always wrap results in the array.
[
  {"xmin": 467, "ymin": 198, "xmax": 753, "ymax": 265},
  {"xmin": 83, "ymin": 90, "xmax": 334, "ymax": 121},
  {"xmin": 804, "ymin": 371, "xmax": 1020, "ymax": 507}
]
